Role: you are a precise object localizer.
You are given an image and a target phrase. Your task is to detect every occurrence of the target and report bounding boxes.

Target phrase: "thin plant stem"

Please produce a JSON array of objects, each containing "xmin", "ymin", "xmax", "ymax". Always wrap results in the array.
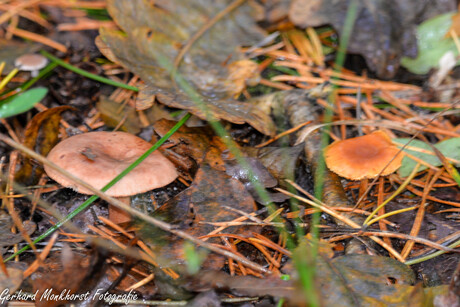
[
  {"xmin": 0, "ymin": 68, "xmax": 18, "ymax": 91},
  {"xmin": 405, "ymin": 238, "xmax": 460, "ymax": 265}
]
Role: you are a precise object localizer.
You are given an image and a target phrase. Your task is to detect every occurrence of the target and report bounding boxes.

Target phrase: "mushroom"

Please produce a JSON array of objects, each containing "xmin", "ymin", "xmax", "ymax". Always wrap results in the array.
[
  {"xmin": 14, "ymin": 54, "xmax": 48, "ymax": 77},
  {"xmin": 44, "ymin": 131, "xmax": 178, "ymax": 223},
  {"xmin": 324, "ymin": 130, "xmax": 404, "ymax": 180}
]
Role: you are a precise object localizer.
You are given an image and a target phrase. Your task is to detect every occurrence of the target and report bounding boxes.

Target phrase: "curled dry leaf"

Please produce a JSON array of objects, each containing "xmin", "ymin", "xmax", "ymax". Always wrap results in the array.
[
  {"xmin": 97, "ymin": 0, "xmax": 276, "ymax": 135},
  {"xmin": 14, "ymin": 106, "xmax": 75, "ymax": 186}
]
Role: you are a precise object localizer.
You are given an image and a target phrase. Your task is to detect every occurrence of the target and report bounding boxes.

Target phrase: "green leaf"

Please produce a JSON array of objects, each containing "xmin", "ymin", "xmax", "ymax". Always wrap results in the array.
[
  {"xmin": 400, "ymin": 12, "xmax": 459, "ymax": 74},
  {"xmin": 393, "ymin": 138, "xmax": 460, "ymax": 177},
  {"xmin": 0, "ymin": 87, "xmax": 48, "ymax": 119}
]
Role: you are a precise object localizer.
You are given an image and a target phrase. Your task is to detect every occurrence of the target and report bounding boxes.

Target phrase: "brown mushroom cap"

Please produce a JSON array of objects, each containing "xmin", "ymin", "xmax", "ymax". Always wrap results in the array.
[
  {"xmin": 324, "ymin": 131, "xmax": 403, "ymax": 180},
  {"xmin": 14, "ymin": 54, "xmax": 48, "ymax": 71},
  {"xmin": 44, "ymin": 131, "xmax": 178, "ymax": 197}
]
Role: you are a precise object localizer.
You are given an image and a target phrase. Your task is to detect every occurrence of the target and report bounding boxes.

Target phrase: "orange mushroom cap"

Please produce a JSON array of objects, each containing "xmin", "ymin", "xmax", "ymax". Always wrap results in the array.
[
  {"xmin": 324, "ymin": 131, "xmax": 403, "ymax": 180},
  {"xmin": 44, "ymin": 131, "xmax": 178, "ymax": 197}
]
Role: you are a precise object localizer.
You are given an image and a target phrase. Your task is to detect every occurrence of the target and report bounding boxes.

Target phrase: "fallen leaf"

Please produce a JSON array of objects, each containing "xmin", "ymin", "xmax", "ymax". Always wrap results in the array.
[
  {"xmin": 0, "ymin": 266, "xmax": 25, "ymax": 295},
  {"xmin": 15, "ymin": 106, "xmax": 75, "ymax": 185},
  {"xmin": 137, "ymin": 164, "xmax": 258, "ymax": 269},
  {"xmin": 97, "ymin": 0, "xmax": 276, "ymax": 135},
  {"xmin": 153, "ymin": 119, "xmax": 229, "ymax": 171},
  {"xmin": 245, "ymin": 145, "xmax": 304, "ymax": 184}
]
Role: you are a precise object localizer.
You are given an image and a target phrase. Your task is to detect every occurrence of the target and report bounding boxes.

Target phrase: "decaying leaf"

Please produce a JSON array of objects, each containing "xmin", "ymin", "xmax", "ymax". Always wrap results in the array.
[
  {"xmin": 316, "ymin": 254, "xmax": 416, "ymax": 306},
  {"xmin": 15, "ymin": 106, "xmax": 75, "ymax": 185},
  {"xmin": 288, "ymin": 0, "xmax": 456, "ymax": 78},
  {"xmin": 137, "ymin": 164, "xmax": 258, "ymax": 269},
  {"xmin": 97, "ymin": 0, "xmax": 276, "ymax": 135},
  {"xmin": 223, "ymin": 154, "xmax": 289, "ymax": 204},
  {"xmin": 154, "ymin": 119, "xmax": 282, "ymax": 202}
]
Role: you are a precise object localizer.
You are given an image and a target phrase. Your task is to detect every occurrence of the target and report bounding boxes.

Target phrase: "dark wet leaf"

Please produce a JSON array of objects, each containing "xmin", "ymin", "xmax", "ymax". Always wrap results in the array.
[
  {"xmin": 15, "ymin": 106, "xmax": 75, "ymax": 185},
  {"xmin": 154, "ymin": 119, "xmax": 281, "ymax": 203},
  {"xmin": 0, "ymin": 88, "xmax": 48, "ymax": 119},
  {"xmin": 245, "ymin": 145, "xmax": 304, "ymax": 184},
  {"xmin": 224, "ymin": 156, "xmax": 277, "ymax": 188},
  {"xmin": 223, "ymin": 154, "xmax": 289, "ymax": 204},
  {"xmin": 97, "ymin": 0, "xmax": 276, "ymax": 135},
  {"xmin": 394, "ymin": 137, "xmax": 460, "ymax": 177},
  {"xmin": 289, "ymin": 0, "xmax": 456, "ymax": 78},
  {"xmin": 137, "ymin": 164, "xmax": 257, "ymax": 269}
]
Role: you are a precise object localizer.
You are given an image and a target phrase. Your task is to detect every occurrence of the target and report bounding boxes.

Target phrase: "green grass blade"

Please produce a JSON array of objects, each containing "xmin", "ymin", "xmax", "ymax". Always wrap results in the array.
[
  {"xmin": 40, "ymin": 50, "xmax": 139, "ymax": 92},
  {"xmin": 0, "ymin": 87, "xmax": 48, "ymax": 119}
]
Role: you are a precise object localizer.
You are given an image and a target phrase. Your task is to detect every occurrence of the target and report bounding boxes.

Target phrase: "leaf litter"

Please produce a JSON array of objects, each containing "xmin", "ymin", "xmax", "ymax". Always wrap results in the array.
[{"xmin": 0, "ymin": 0, "xmax": 459, "ymax": 306}]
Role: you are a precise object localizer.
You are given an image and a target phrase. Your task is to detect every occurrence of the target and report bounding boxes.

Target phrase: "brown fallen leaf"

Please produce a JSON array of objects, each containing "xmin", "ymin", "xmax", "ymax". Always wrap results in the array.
[
  {"xmin": 136, "ymin": 164, "xmax": 258, "ymax": 269},
  {"xmin": 32, "ymin": 247, "xmax": 107, "ymax": 307},
  {"xmin": 97, "ymin": 0, "xmax": 276, "ymax": 136},
  {"xmin": 153, "ymin": 119, "xmax": 229, "ymax": 172},
  {"xmin": 15, "ymin": 106, "xmax": 75, "ymax": 185}
]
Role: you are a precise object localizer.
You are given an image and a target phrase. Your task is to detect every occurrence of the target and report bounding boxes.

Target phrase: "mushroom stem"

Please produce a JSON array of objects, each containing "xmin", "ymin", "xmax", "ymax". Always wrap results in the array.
[
  {"xmin": 358, "ymin": 178, "xmax": 369, "ymax": 199},
  {"xmin": 109, "ymin": 197, "xmax": 131, "ymax": 225}
]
